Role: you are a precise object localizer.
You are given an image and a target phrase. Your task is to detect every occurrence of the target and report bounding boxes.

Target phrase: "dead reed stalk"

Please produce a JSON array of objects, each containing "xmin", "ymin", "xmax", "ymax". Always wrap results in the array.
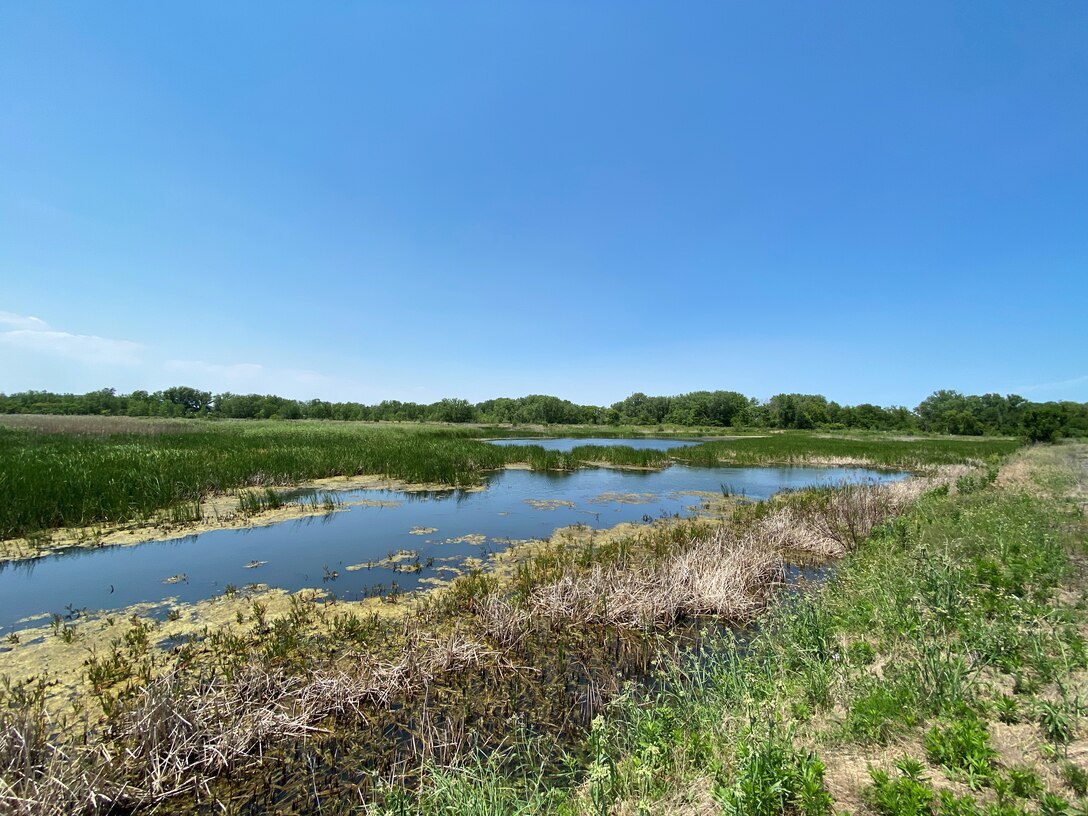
[
  {"xmin": 527, "ymin": 468, "xmax": 970, "ymax": 627},
  {"xmin": 528, "ymin": 526, "xmax": 783, "ymax": 629},
  {"xmin": 0, "ymin": 686, "xmax": 118, "ymax": 816},
  {"xmin": 87, "ymin": 632, "xmax": 502, "ymax": 809},
  {"xmin": 755, "ymin": 465, "xmax": 974, "ymax": 558},
  {"xmin": 471, "ymin": 595, "xmax": 532, "ymax": 648}
]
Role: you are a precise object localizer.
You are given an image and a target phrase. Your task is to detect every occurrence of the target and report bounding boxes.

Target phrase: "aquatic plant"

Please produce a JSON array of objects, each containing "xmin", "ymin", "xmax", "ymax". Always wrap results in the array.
[{"xmin": 237, "ymin": 488, "xmax": 284, "ymax": 515}]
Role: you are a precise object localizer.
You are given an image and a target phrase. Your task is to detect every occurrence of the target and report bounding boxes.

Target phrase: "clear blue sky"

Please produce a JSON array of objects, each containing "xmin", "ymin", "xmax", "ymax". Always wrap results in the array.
[{"xmin": 2, "ymin": 2, "xmax": 1085, "ymax": 408}]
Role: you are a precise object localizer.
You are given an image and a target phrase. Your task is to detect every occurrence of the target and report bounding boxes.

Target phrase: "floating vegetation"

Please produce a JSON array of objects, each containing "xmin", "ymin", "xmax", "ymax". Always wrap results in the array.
[
  {"xmin": 590, "ymin": 491, "xmax": 657, "ymax": 504},
  {"xmin": 444, "ymin": 533, "xmax": 487, "ymax": 545},
  {"xmin": 243, "ymin": 560, "xmax": 267, "ymax": 569},
  {"xmin": 524, "ymin": 498, "xmax": 576, "ymax": 511},
  {"xmin": 161, "ymin": 574, "xmax": 187, "ymax": 585},
  {"xmin": 409, "ymin": 526, "xmax": 438, "ymax": 535}
]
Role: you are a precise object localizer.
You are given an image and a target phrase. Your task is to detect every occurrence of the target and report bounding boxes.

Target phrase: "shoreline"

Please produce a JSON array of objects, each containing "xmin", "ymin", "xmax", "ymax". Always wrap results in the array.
[
  {"xmin": 0, "ymin": 457, "xmax": 913, "ymax": 563},
  {"xmin": 0, "ymin": 495, "xmax": 742, "ymax": 715},
  {"xmin": 0, "ymin": 472, "xmax": 488, "ymax": 562}
]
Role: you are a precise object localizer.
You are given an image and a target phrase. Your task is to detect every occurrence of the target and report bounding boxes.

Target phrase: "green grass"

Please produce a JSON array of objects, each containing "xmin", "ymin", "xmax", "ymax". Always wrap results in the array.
[
  {"xmin": 670, "ymin": 431, "xmax": 1022, "ymax": 469},
  {"xmin": 236, "ymin": 487, "xmax": 284, "ymax": 515}
]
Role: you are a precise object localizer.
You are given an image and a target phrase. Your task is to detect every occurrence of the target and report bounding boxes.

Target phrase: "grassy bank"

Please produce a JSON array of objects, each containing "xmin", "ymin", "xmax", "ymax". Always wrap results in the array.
[
  {"xmin": 378, "ymin": 443, "xmax": 1085, "ymax": 815},
  {"xmin": 0, "ymin": 417, "xmax": 1019, "ymax": 542}
]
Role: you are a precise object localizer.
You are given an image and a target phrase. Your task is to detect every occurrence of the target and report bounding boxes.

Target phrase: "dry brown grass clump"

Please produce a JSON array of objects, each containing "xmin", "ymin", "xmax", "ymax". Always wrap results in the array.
[
  {"xmin": 0, "ymin": 414, "xmax": 195, "ymax": 436},
  {"xmin": 472, "ymin": 594, "xmax": 533, "ymax": 648},
  {"xmin": 526, "ymin": 468, "xmax": 970, "ymax": 628},
  {"xmin": 0, "ymin": 685, "xmax": 116, "ymax": 816},
  {"xmin": 528, "ymin": 526, "xmax": 784, "ymax": 629}
]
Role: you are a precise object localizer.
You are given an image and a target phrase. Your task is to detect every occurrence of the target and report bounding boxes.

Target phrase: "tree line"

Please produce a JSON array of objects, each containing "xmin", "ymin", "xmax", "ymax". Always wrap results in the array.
[{"xmin": 0, "ymin": 386, "xmax": 1084, "ymax": 441}]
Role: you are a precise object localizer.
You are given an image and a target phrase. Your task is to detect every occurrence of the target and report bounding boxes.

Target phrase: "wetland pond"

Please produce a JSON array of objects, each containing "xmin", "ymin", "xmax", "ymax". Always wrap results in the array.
[{"xmin": 0, "ymin": 445, "xmax": 907, "ymax": 633}]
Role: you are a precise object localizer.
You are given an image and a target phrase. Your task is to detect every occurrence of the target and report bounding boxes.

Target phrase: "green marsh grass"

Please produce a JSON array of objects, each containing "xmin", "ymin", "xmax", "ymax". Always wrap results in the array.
[
  {"xmin": 670, "ymin": 431, "xmax": 1022, "ymax": 470},
  {"xmin": 236, "ymin": 488, "xmax": 284, "ymax": 515},
  {"xmin": 0, "ymin": 422, "xmax": 514, "ymax": 538}
]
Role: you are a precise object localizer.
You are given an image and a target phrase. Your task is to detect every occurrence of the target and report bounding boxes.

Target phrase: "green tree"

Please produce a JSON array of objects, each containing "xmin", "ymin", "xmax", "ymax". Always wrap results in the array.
[
  {"xmin": 159, "ymin": 386, "xmax": 212, "ymax": 415},
  {"xmin": 429, "ymin": 398, "xmax": 475, "ymax": 423},
  {"xmin": 1021, "ymin": 405, "xmax": 1063, "ymax": 443}
]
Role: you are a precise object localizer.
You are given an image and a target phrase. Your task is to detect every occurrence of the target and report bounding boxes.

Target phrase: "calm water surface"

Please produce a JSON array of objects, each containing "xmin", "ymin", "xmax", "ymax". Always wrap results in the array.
[
  {"xmin": 488, "ymin": 437, "xmax": 702, "ymax": 452},
  {"xmin": 0, "ymin": 463, "xmax": 905, "ymax": 633}
]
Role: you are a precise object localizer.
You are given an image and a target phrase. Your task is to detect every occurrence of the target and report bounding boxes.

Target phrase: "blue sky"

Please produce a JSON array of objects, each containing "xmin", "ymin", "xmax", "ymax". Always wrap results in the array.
[{"xmin": 1, "ymin": 2, "xmax": 1085, "ymax": 408}]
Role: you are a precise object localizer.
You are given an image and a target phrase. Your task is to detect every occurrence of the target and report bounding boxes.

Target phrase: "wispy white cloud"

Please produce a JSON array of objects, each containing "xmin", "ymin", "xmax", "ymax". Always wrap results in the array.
[
  {"xmin": 0, "ymin": 311, "xmax": 143, "ymax": 366},
  {"xmin": 1, "ymin": 310, "xmax": 352, "ymax": 400},
  {"xmin": 0, "ymin": 311, "xmax": 51, "ymax": 331}
]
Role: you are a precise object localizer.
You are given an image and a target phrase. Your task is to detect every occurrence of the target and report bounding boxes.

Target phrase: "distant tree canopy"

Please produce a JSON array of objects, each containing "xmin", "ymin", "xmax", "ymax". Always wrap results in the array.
[{"xmin": 0, "ymin": 386, "xmax": 1085, "ymax": 440}]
